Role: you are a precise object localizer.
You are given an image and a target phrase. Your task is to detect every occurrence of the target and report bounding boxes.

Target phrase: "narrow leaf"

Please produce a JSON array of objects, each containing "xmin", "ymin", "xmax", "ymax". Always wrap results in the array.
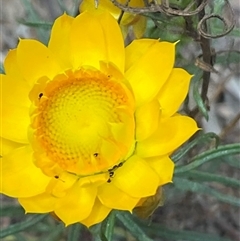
[
  {"xmin": 13, "ymin": 233, "xmax": 28, "ymax": 241},
  {"xmin": 18, "ymin": 20, "xmax": 53, "ymax": 29},
  {"xmin": 0, "ymin": 205, "xmax": 25, "ymax": 217},
  {"xmin": 0, "ymin": 63, "xmax": 4, "ymax": 74},
  {"xmin": 173, "ymin": 177, "xmax": 240, "ymax": 207},
  {"xmin": 45, "ymin": 223, "xmax": 65, "ymax": 241},
  {"xmin": 67, "ymin": 223, "xmax": 82, "ymax": 241},
  {"xmin": 176, "ymin": 169, "xmax": 240, "ymax": 188},
  {"xmin": 116, "ymin": 211, "xmax": 154, "ymax": 241},
  {"xmin": 100, "ymin": 211, "xmax": 116, "ymax": 241},
  {"xmin": 141, "ymin": 221, "xmax": 234, "ymax": 241},
  {"xmin": 171, "ymin": 132, "xmax": 219, "ymax": 162},
  {"xmin": 192, "ymin": 73, "xmax": 209, "ymax": 120},
  {"xmin": 0, "ymin": 214, "xmax": 48, "ymax": 239},
  {"xmin": 175, "ymin": 144, "xmax": 240, "ymax": 173}
]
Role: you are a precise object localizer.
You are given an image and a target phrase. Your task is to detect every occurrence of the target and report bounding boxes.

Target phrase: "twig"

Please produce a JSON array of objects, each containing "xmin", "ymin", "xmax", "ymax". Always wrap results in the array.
[
  {"xmin": 197, "ymin": 0, "xmax": 235, "ymax": 39},
  {"xmin": 191, "ymin": 0, "xmax": 213, "ymax": 118}
]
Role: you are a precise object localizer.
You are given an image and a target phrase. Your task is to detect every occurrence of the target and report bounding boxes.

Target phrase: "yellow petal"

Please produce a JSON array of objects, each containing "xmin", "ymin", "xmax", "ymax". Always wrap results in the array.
[
  {"xmin": 0, "ymin": 145, "xmax": 50, "ymax": 197},
  {"xmin": 0, "ymin": 75, "xmax": 30, "ymax": 143},
  {"xmin": 70, "ymin": 11, "xmax": 124, "ymax": 72},
  {"xmin": 112, "ymin": 155, "xmax": 159, "ymax": 198},
  {"xmin": 4, "ymin": 49, "xmax": 26, "ymax": 80},
  {"xmin": 48, "ymin": 13, "xmax": 74, "ymax": 69},
  {"xmin": 147, "ymin": 156, "xmax": 174, "ymax": 185},
  {"xmin": 19, "ymin": 192, "xmax": 57, "ymax": 213},
  {"xmin": 81, "ymin": 198, "xmax": 111, "ymax": 228},
  {"xmin": 98, "ymin": 182, "xmax": 139, "ymax": 210},
  {"xmin": 1, "ymin": 73, "xmax": 30, "ymax": 107},
  {"xmin": 125, "ymin": 39, "xmax": 159, "ymax": 71},
  {"xmin": 80, "ymin": 0, "xmax": 143, "ymax": 26},
  {"xmin": 1, "ymin": 102, "xmax": 29, "ymax": 143},
  {"xmin": 16, "ymin": 39, "xmax": 63, "ymax": 86},
  {"xmin": 137, "ymin": 115, "xmax": 199, "ymax": 157},
  {"xmin": 54, "ymin": 182, "xmax": 97, "ymax": 226},
  {"xmin": 1, "ymin": 137, "xmax": 24, "ymax": 156},
  {"xmin": 109, "ymin": 107, "xmax": 135, "ymax": 157},
  {"xmin": 46, "ymin": 172, "xmax": 78, "ymax": 198},
  {"xmin": 135, "ymin": 99, "xmax": 161, "ymax": 141},
  {"xmin": 158, "ymin": 68, "xmax": 192, "ymax": 118},
  {"xmin": 126, "ymin": 41, "xmax": 175, "ymax": 106}
]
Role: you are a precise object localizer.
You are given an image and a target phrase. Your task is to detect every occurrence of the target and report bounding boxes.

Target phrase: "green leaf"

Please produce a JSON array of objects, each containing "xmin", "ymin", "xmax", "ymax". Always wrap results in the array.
[
  {"xmin": 0, "ymin": 205, "xmax": 25, "ymax": 217},
  {"xmin": 18, "ymin": 20, "xmax": 53, "ymax": 29},
  {"xmin": 0, "ymin": 63, "xmax": 4, "ymax": 74},
  {"xmin": 57, "ymin": 0, "xmax": 68, "ymax": 13},
  {"xmin": 13, "ymin": 233, "xmax": 28, "ymax": 241},
  {"xmin": 45, "ymin": 223, "xmax": 65, "ymax": 241},
  {"xmin": 72, "ymin": 0, "xmax": 82, "ymax": 16},
  {"xmin": 90, "ymin": 223, "xmax": 104, "ymax": 241},
  {"xmin": 171, "ymin": 132, "xmax": 219, "ymax": 162},
  {"xmin": 223, "ymin": 155, "xmax": 240, "ymax": 169},
  {"xmin": 116, "ymin": 211, "xmax": 154, "ymax": 241},
  {"xmin": 175, "ymin": 143, "xmax": 240, "ymax": 173},
  {"xmin": 145, "ymin": 14, "xmax": 185, "ymax": 42},
  {"xmin": 192, "ymin": 71, "xmax": 209, "ymax": 120},
  {"xmin": 0, "ymin": 214, "xmax": 48, "ymax": 239},
  {"xmin": 57, "ymin": 0, "xmax": 81, "ymax": 16},
  {"xmin": 67, "ymin": 223, "xmax": 82, "ymax": 241},
  {"xmin": 140, "ymin": 221, "xmax": 234, "ymax": 241},
  {"xmin": 100, "ymin": 211, "xmax": 116, "ymax": 241},
  {"xmin": 20, "ymin": 0, "xmax": 50, "ymax": 44},
  {"xmin": 173, "ymin": 177, "xmax": 240, "ymax": 207},
  {"xmin": 216, "ymin": 50, "xmax": 240, "ymax": 66},
  {"xmin": 176, "ymin": 169, "xmax": 240, "ymax": 188}
]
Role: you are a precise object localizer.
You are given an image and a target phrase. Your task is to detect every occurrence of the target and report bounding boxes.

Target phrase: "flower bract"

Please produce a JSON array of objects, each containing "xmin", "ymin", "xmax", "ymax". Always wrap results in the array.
[{"xmin": 0, "ymin": 11, "xmax": 198, "ymax": 227}]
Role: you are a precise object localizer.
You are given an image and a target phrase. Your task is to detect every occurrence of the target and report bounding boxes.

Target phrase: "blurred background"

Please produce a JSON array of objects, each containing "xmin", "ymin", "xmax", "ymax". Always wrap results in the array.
[{"xmin": 0, "ymin": 0, "xmax": 239, "ymax": 240}]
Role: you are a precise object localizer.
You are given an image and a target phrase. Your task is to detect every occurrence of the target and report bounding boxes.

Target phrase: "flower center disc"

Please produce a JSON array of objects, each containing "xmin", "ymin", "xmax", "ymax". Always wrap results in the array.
[{"xmin": 31, "ymin": 69, "xmax": 135, "ymax": 176}]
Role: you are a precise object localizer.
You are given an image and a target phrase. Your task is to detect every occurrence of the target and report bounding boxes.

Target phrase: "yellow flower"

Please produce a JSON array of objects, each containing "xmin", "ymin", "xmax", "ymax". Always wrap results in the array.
[
  {"xmin": 80, "ymin": 0, "xmax": 147, "ymax": 38},
  {"xmin": 0, "ymin": 11, "xmax": 198, "ymax": 227}
]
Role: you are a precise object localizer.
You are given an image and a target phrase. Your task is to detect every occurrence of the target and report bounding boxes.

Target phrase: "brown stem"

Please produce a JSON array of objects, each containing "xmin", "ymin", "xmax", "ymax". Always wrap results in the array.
[
  {"xmin": 189, "ymin": 1, "xmax": 213, "ymax": 118},
  {"xmin": 197, "ymin": 2, "xmax": 212, "ymax": 105}
]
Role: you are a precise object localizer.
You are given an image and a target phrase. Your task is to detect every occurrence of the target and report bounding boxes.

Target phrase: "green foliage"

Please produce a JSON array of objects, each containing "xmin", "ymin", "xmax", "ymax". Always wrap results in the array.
[
  {"xmin": 116, "ymin": 212, "xmax": 234, "ymax": 241},
  {"xmin": 18, "ymin": 20, "xmax": 53, "ymax": 29},
  {"xmin": 140, "ymin": 220, "xmax": 233, "ymax": 241},
  {"xmin": 19, "ymin": 0, "xmax": 51, "ymax": 44},
  {"xmin": 67, "ymin": 223, "xmax": 82, "ymax": 241},
  {"xmin": 0, "ymin": 214, "xmax": 48, "ymax": 239},
  {"xmin": 173, "ymin": 177, "xmax": 240, "ymax": 207},
  {"xmin": 0, "ymin": 63, "xmax": 5, "ymax": 74},
  {"xmin": 175, "ymin": 143, "xmax": 240, "ymax": 173},
  {"xmin": 100, "ymin": 211, "xmax": 116, "ymax": 241},
  {"xmin": 1, "ymin": 0, "xmax": 239, "ymax": 241},
  {"xmin": 171, "ymin": 132, "xmax": 220, "ymax": 163},
  {"xmin": 192, "ymin": 69, "xmax": 209, "ymax": 120},
  {"xmin": 116, "ymin": 211, "xmax": 154, "ymax": 241},
  {"xmin": 177, "ymin": 169, "xmax": 240, "ymax": 189}
]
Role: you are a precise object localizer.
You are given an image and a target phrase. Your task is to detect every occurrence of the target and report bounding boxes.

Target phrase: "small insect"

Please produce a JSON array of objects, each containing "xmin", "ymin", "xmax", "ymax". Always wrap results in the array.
[
  {"xmin": 107, "ymin": 162, "xmax": 123, "ymax": 183},
  {"xmin": 109, "ymin": 171, "xmax": 114, "ymax": 178},
  {"xmin": 38, "ymin": 93, "xmax": 43, "ymax": 100}
]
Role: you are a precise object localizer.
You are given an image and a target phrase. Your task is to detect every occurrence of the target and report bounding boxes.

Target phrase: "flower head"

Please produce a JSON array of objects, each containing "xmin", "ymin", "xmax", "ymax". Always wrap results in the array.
[
  {"xmin": 0, "ymin": 11, "xmax": 198, "ymax": 227},
  {"xmin": 80, "ymin": 0, "xmax": 147, "ymax": 38}
]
